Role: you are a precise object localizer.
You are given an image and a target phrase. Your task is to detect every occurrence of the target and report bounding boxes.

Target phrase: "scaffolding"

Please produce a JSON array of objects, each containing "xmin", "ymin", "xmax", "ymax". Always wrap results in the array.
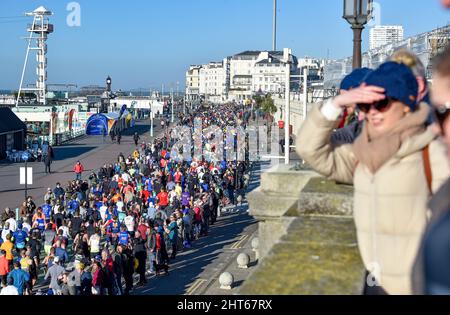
[{"xmin": 16, "ymin": 6, "xmax": 53, "ymax": 107}]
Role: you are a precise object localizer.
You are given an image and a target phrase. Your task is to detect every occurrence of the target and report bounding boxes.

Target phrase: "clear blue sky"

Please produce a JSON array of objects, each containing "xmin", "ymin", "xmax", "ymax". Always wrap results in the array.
[{"xmin": 0, "ymin": 0, "xmax": 448, "ymax": 90}]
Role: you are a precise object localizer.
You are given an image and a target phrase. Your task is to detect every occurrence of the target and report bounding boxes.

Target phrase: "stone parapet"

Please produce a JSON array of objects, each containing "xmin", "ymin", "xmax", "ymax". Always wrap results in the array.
[{"xmin": 239, "ymin": 164, "xmax": 365, "ymax": 295}]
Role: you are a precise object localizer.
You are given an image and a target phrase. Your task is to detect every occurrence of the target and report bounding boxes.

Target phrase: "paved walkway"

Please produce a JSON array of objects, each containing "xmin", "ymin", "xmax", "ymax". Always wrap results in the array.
[
  {"xmin": 0, "ymin": 118, "xmax": 165, "ymax": 211},
  {"xmin": 132, "ymin": 161, "xmax": 266, "ymax": 295}
]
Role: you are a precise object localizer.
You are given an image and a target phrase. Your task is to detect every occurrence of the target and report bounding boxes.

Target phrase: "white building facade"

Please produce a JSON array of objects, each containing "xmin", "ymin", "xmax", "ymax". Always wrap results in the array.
[
  {"xmin": 185, "ymin": 65, "xmax": 202, "ymax": 101},
  {"xmin": 185, "ymin": 49, "xmax": 299, "ymax": 103},
  {"xmin": 199, "ymin": 61, "xmax": 227, "ymax": 103},
  {"xmin": 229, "ymin": 48, "xmax": 298, "ymax": 101},
  {"xmin": 370, "ymin": 25, "xmax": 404, "ymax": 50}
]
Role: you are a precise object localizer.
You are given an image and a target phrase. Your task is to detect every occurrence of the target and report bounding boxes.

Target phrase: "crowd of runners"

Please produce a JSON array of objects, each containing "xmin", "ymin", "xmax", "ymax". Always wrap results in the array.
[{"xmin": 0, "ymin": 102, "xmax": 253, "ymax": 295}]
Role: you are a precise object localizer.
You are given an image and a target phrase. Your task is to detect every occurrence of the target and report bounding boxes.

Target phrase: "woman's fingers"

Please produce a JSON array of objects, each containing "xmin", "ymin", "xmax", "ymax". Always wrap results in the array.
[{"xmin": 335, "ymin": 86, "xmax": 386, "ymax": 107}]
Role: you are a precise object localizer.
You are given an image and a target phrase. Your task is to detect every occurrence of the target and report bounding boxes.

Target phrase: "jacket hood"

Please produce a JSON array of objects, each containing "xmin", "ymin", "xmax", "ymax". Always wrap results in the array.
[{"xmin": 395, "ymin": 126, "xmax": 437, "ymax": 159}]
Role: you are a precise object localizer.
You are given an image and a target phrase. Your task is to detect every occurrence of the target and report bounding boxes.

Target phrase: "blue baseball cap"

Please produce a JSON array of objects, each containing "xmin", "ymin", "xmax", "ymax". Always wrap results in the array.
[
  {"xmin": 340, "ymin": 68, "xmax": 373, "ymax": 90},
  {"xmin": 363, "ymin": 62, "xmax": 418, "ymax": 110}
]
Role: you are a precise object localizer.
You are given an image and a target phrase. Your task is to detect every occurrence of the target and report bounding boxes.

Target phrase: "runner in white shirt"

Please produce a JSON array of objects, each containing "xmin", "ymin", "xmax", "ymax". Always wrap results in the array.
[
  {"xmin": 89, "ymin": 232, "xmax": 101, "ymax": 256},
  {"xmin": 1, "ymin": 225, "xmax": 11, "ymax": 243},
  {"xmin": 5, "ymin": 217, "xmax": 17, "ymax": 233},
  {"xmin": 168, "ymin": 190, "xmax": 177, "ymax": 204},
  {"xmin": 53, "ymin": 204, "xmax": 62, "ymax": 214},
  {"xmin": 124, "ymin": 212, "xmax": 135, "ymax": 235},
  {"xmin": 58, "ymin": 224, "xmax": 70, "ymax": 238},
  {"xmin": 22, "ymin": 220, "xmax": 32, "ymax": 234},
  {"xmin": 116, "ymin": 200, "xmax": 124, "ymax": 213},
  {"xmin": 99, "ymin": 205, "xmax": 108, "ymax": 222},
  {"xmin": 0, "ymin": 279, "xmax": 19, "ymax": 295},
  {"xmin": 121, "ymin": 172, "xmax": 131, "ymax": 183}
]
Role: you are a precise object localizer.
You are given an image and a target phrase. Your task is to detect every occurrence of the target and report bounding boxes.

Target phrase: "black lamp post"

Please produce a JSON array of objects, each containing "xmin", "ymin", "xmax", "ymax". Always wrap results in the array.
[
  {"xmin": 343, "ymin": 0, "xmax": 373, "ymax": 69},
  {"xmin": 104, "ymin": 76, "xmax": 112, "ymax": 113}
]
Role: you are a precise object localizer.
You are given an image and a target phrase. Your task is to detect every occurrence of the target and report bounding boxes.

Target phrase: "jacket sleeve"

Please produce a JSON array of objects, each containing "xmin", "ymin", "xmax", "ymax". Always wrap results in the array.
[
  {"xmin": 429, "ymin": 138, "xmax": 450, "ymax": 194},
  {"xmin": 330, "ymin": 121, "xmax": 360, "ymax": 147},
  {"xmin": 296, "ymin": 103, "xmax": 357, "ymax": 185}
]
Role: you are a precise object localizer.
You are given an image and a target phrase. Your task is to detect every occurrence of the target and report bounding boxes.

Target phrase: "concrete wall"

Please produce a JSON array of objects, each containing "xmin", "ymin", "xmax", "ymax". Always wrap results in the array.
[{"xmin": 240, "ymin": 164, "xmax": 366, "ymax": 295}]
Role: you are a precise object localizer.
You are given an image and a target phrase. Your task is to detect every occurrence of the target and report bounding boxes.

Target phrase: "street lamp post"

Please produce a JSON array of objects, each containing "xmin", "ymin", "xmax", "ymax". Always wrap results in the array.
[
  {"xmin": 343, "ymin": 0, "xmax": 373, "ymax": 69},
  {"xmin": 284, "ymin": 61, "xmax": 290, "ymax": 165},
  {"xmin": 149, "ymin": 103, "xmax": 154, "ymax": 138},
  {"xmin": 273, "ymin": 0, "xmax": 277, "ymax": 51},
  {"xmin": 303, "ymin": 68, "xmax": 308, "ymax": 120},
  {"xmin": 106, "ymin": 76, "xmax": 112, "ymax": 113},
  {"xmin": 171, "ymin": 88, "xmax": 174, "ymax": 123}
]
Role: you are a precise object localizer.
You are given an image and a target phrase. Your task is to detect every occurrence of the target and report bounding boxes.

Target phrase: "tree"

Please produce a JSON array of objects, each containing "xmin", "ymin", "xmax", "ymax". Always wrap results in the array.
[
  {"xmin": 261, "ymin": 94, "xmax": 277, "ymax": 124},
  {"xmin": 252, "ymin": 94, "xmax": 264, "ymax": 109}
]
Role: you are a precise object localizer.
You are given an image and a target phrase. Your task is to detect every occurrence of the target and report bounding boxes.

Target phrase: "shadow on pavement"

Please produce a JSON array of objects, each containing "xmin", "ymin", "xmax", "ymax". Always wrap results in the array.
[
  {"xmin": 53, "ymin": 146, "xmax": 97, "ymax": 161},
  {"xmin": 0, "ymin": 187, "xmax": 44, "ymax": 194},
  {"xmin": 133, "ymin": 212, "xmax": 257, "ymax": 295}
]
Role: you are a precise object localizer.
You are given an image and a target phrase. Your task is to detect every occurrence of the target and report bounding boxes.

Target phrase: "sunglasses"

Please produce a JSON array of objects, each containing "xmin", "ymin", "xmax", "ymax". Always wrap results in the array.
[
  {"xmin": 357, "ymin": 98, "xmax": 395, "ymax": 114},
  {"xmin": 433, "ymin": 102, "xmax": 450, "ymax": 131}
]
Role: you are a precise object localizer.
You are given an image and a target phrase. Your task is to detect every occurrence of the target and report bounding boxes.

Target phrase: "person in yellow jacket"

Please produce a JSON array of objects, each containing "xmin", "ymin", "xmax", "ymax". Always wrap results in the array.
[
  {"xmin": 133, "ymin": 149, "xmax": 140, "ymax": 160},
  {"xmin": 296, "ymin": 61, "xmax": 450, "ymax": 295}
]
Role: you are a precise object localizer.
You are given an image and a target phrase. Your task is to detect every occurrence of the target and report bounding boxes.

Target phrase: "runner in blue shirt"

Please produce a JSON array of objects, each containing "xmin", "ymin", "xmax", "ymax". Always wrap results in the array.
[
  {"xmin": 12, "ymin": 223, "xmax": 28, "ymax": 252},
  {"xmin": 67, "ymin": 198, "xmax": 80, "ymax": 217},
  {"xmin": 41, "ymin": 201, "xmax": 52, "ymax": 220},
  {"xmin": 147, "ymin": 179, "xmax": 153, "ymax": 193},
  {"xmin": 118, "ymin": 226, "xmax": 129, "ymax": 246},
  {"xmin": 94, "ymin": 200, "xmax": 103, "ymax": 211}
]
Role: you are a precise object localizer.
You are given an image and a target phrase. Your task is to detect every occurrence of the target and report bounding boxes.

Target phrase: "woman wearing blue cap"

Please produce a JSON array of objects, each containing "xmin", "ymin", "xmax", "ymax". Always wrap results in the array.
[{"xmin": 296, "ymin": 61, "xmax": 450, "ymax": 295}]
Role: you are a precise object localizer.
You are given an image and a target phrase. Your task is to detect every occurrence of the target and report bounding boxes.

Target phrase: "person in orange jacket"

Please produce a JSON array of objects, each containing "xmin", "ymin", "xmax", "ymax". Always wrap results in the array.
[
  {"xmin": 0, "ymin": 234, "xmax": 14, "ymax": 271},
  {"xmin": 0, "ymin": 250, "xmax": 10, "ymax": 287},
  {"xmin": 73, "ymin": 161, "xmax": 84, "ymax": 181}
]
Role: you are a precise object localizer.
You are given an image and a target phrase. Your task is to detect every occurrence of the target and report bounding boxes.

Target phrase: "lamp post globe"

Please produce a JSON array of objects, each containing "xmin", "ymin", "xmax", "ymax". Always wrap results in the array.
[{"xmin": 342, "ymin": 0, "xmax": 373, "ymax": 69}]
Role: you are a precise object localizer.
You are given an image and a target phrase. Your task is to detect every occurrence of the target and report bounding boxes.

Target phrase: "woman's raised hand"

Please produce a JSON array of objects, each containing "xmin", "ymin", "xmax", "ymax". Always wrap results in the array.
[{"xmin": 333, "ymin": 85, "xmax": 386, "ymax": 109}]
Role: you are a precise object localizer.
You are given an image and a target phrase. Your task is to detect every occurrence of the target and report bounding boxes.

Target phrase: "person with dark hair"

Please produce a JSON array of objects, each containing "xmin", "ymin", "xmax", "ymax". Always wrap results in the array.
[
  {"xmin": 150, "ymin": 224, "xmax": 169, "ymax": 276},
  {"xmin": 80, "ymin": 265, "xmax": 93, "ymax": 296},
  {"xmin": 120, "ymin": 245, "xmax": 134, "ymax": 295},
  {"xmin": 27, "ymin": 230, "xmax": 41, "ymax": 270},
  {"xmin": 69, "ymin": 210, "xmax": 83, "ymax": 240},
  {"xmin": 73, "ymin": 161, "xmax": 84, "ymax": 181},
  {"xmin": 133, "ymin": 132, "xmax": 140, "ymax": 146},
  {"xmin": 43, "ymin": 223, "xmax": 56, "ymax": 256},
  {"xmin": 330, "ymin": 68, "xmax": 373, "ymax": 147},
  {"xmin": 12, "ymin": 222, "xmax": 28, "ymax": 255},
  {"xmin": 42, "ymin": 145, "xmax": 54, "ymax": 175},
  {"xmin": 133, "ymin": 230, "xmax": 147, "ymax": 286},
  {"xmin": 0, "ymin": 276, "xmax": 18, "ymax": 295},
  {"xmin": 91, "ymin": 261, "xmax": 104, "ymax": 295},
  {"xmin": 8, "ymin": 261, "xmax": 30, "ymax": 295},
  {"xmin": 117, "ymin": 131, "xmax": 122, "ymax": 145}
]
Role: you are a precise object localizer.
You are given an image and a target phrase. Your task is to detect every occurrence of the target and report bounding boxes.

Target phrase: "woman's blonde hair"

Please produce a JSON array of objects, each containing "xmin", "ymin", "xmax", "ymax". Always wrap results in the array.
[{"xmin": 390, "ymin": 49, "xmax": 426, "ymax": 78}]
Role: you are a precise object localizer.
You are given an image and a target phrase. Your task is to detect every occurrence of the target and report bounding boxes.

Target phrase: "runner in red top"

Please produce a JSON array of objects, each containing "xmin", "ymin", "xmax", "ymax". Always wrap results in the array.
[
  {"xmin": 174, "ymin": 169, "xmax": 182, "ymax": 183},
  {"xmin": 157, "ymin": 188, "xmax": 169, "ymax": 208}
]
